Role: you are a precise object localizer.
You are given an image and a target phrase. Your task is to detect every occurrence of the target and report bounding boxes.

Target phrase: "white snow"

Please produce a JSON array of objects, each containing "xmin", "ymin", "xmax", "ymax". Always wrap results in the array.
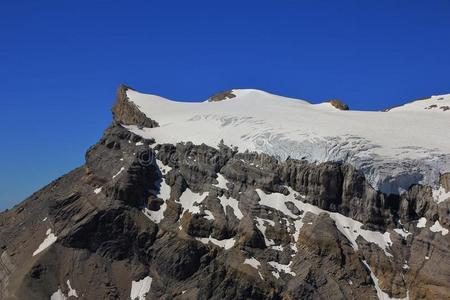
[
  {"xmin": 49, "ymin": 281, "xmax": 78, "ymax": 300},
  {"xmin": 203, "ymin": 209, "xmax": 215, "ymax": 220},
  {"xmin": 112, "ymin": 167, "xmax": 125, "ymax": 179},
  {"xmin": 218, "ymin": 195, "xmax": 243, "ymax": 220},
  {"xmin": 135, "ymin": 141, "xmax": 144, "ymax": 146},
  {"xmin": 255, "ymin": 217, "xmax": 276, "ymax": 246},
  {"xmin": 156, "ymin": 159, "xmax": 172, "ymax": 174},
  {"xmin": 125, "ymin": 89, "xmax": 450, "ymax": 195},
  {"xmin": 178, "ymin": 189, "xmax": 209, "ymax": 216},
  {"xmin": 33, "ymin": 229, "xmax": 57, "ymax": 256},
  {"xmin": 271, "ymin": 245, "xmax": 284, "ymax": 251},
  {"xmin": 432, "ymin": 186, "xmax": 450, "ymax": 204},
  {"xmin": 362, "ymin": 260, "xmax": 409, "ymax": 300},
  {"xmin": 244, "ymin": 257, "xmax": 261, "ymax": 269},
  {"xmin": 42, "ymin": 217, "xmax": 48, "ymax": 222},
  {"xmin": 429, "ymin": 220, "xmax": 449, "ymax": 236},
  {"xmin": 67, "ymin": 280, "xmax": 78, "ymax": 298},
  {"xmin": 50, "ymin": 289, "xmax": 67, "ymax": 300},
  {"xmin": 417, "ymin": 217, "xmax": 427, "ymax": 228},
  {"xmin": 213, "ymin": 174, "xmax": 229, "ymax": 190},
  {"xmin": 142, "ymin": 166, "xmax": 172, "ymax": 224},
  {"xmin": 268, "ymin": 261, "xmax": 296, "ymax": 277},
  {"xmin": 130, "ymin": 276, "xmax": 152, "ymax": 300},
  {"xmin": 256, "ymin": 188, "xmax": 393, "ymax": 257},
  {"xmin": 94, "ymin": 187, "xmax": 102, "ymax": 194},
  {"xmin": 196, "ymin": 236, "xmax": 235, "ymax": 249},
  {"xmin": 393, "ymin": 228, "xmax": 411, "ymax": 239}
]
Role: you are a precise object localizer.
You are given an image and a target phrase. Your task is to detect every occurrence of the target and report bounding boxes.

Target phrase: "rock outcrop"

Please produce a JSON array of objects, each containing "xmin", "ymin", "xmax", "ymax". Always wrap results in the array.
[
  {"xmin": 112, "ymin": 84, "xmax": 159, "ymax": 128},
  {"xmin": 328, "ymin": 99, "xmax": 349, "ymax": 110}
]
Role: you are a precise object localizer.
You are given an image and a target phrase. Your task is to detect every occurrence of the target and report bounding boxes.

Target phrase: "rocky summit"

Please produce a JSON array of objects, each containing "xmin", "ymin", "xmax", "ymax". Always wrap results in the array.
[{"xmin": 1, "ymin": 85, "xmax": 450, "ymax": 300}]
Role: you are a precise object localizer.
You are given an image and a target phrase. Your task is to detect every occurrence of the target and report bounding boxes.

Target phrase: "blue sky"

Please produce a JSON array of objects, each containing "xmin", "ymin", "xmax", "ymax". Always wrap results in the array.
[{"xmin": 1, "ymin": 0, "xmax": 450, "ymax": 210}]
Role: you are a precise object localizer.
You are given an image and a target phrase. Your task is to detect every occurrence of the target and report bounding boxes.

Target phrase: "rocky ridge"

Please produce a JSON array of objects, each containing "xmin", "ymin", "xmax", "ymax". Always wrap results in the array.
[{"xmin": 0, "ymin": 85, "xmax": 449, "ymax": 300}]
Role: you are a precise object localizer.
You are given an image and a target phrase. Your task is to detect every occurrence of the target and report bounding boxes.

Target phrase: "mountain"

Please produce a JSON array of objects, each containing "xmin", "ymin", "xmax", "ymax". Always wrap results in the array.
[{"xmin": 0, "ymin": 85, "xmax": 449, "ymax": 300}]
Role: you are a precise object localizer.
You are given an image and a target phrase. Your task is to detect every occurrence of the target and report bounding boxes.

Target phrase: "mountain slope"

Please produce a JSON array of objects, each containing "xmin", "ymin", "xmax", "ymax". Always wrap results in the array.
[{"xmin": 0, "ymin": 85, "xmax": 449, "ymax": 300}]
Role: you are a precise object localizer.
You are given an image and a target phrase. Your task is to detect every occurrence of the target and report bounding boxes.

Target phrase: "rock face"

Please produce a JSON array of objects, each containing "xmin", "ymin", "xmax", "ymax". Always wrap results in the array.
[
  {"xmin": 207, "ymin": 90, "xmax": 236, "ymax": 102},
  {"xmin": 0, "ymin": 86, "xmax": 449, "ymax": 300},
  {"xmin": 328, "ymin": 99, "xmax": 349, "ymax": 110},
  {"xmin": 112, "ymin": 85, "xmax": 159, "ymax": 128}
]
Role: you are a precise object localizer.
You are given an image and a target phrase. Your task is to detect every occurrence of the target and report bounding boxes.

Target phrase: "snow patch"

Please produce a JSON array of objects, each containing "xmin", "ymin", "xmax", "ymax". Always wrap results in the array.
[
  {"xmin": 256, "ymin": 188, "xmax": 393, "ymax": 257},
  {"xmin": 203, "ymin": 209, "xmax": 215, "ymax": 220},
  {"xmin": 214, "ymin": 174, "xmax": 229, "ymax": 190},
  {"xmin": 130, "ymin": 276, "xmax": 152, "ymax": 300},
  {"xmin": 67, "ymin": 280, "xmax": 78, "ymax": 298},
  {"xmin": 429, "ymin": 220, "xmax": 449, "ymax": 236},
  {"xmin": 218, "ymin": 195, "xmax": 243, "ymax": 220},
  {"xmin": 156, "ymin": 159, "xmax": 172, "ymax": 174},
  {"xmin": 142, "ymin": 168, "xmax": 171, "ymax": 224},
  {"xmin": 49, "ymin": 281, "xmax": 78, "ymax": 300},
  {"xmin": 417, "ymin": 217, "xmax": 427, "ymax": 228},
  {"xmin": 178, "ymin": 189, "xmax": 209, "ymax": 216},
  {"xmin": 112, "ymin": 167, "xmax": 125, "ymax": 179},
  {"xmin": 244, "ymin": 257, "xmax": 261, "ymax": 269},
  {"xmin": 362, "ymin": 260, "xmax": 409, "ymax": 300},
  {"xmin": 268, "ymin": 261, "xmax": 296, "ymax": 277},
  {"xmin": 33, "ymin": 229, "xmax": 57, "ymax": 256},
  {"xmin": 196, "ymin": 236, "xmax": 235, "ymax": 249},
  {"xmin": 94, "ymin": 187, "xmax": 102, "ymax": 194},
  {"xmin": 432, "ymin": 186, "xmax": 450, "ymax": 204},
  {"xmin": 255, "ymin": 217, "xmax": 276, "ymax": 246},
  {"xmin": 393, "ymin": 228, "xmax": 411, "ymax": 239},
  {"xmin": 50, "ymin": 289, "xmax": 67, "ymax": 300}
]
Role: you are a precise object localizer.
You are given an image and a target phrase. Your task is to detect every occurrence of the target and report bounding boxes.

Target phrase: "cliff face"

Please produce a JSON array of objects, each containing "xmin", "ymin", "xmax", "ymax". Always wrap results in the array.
[
  {"xmin": 0, "ymin": 86, "xmax": 449, "ymax": 300},
  {"xmin": 112, "ymin": 85, "xmax": 159, "ymax": 128}
]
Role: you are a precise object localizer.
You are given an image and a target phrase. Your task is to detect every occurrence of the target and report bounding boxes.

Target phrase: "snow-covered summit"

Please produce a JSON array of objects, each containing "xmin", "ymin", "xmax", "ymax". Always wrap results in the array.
[
  {"xmin": 387, "ymin": 94, "xmax": 450, "ymax": 112},
  {"xmin": 124, "ymin": 88, "xmax": 450, "ymax": 195}
]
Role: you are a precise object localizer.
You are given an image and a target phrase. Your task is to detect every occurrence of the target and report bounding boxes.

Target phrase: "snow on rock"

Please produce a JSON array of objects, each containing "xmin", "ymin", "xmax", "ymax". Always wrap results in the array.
[
  {"xmin": 50, "ymin": 281, "xmax": 78, "ymax": 300},
  {"xmin": 256, "ymin": 188, "xmax": 393, "ymax": 257},
  {"xmin": 244, "ymin": 257, "xmax": 264, "ymax": 280},
  {"xmin": 142, "ymin": 163, "xmax": 172, "ymax": 224},
  {"xmin": 156, "ymin": 159, "xmax": 172, "ymax": 174},
  {"xmin": 429, "ymin": 220, "xmax": 449, "ymax": 236},
  {"xmin": 203, "ymin": 209, "xmax": 215, "ymax": 220},
  {"xmin": 213, "ymin": 174, "xmax": 229, "ymax": 190},
  {"xmin": 417, "ymin": 217, "xmax": 427, "ymax": 228},
  {"xmin": 67, "ymin": 280, "xmax": 78, "ymax": 298},
  {"xmin": 362, "ymin": 260, "xmax": 409, "ymax": 300},
  {"xmin": 50, "ymin": 289, "xmax": 67, "ymax": 300},
  {"xmin": 393, "ymin": 228, "xmax": 411, "ymax": 239},
  {"xmin": 255, "ymin": 217, "xmax": 276, "ymax": 246},
  {"xmin": 94, "ymin": 187, "xmax": 102, "ymax": 194},
  {"xmin": 33, "ymin": 229, "xmax": 57, "ymax": 256},
  {"xmin": 125, "ymin": 89, "xmax": 450, "ymax": 195},
  {"xmin": 244, "ymin": 257, "xmax": 261, "ymax": 269},
  {"xmin": 112, "ymin": 167, "xmax": 125, "ymax": 179},
  {"xmin": 196, "ymin": 236, "xmax": 235, "ymax": 250},
  {"xmin": 130, "ymin": 276, "xmax": 152, "ymax": 300},
  {"xmin": 432, "ymin": 186, "xmax": 450, "ymax": 204},
  {"xmin": 218, "ymin": 195, "xmax": 243, "ymax": 220},
  {"xmin": 268, "ymin": 261, "xmax": 296, "ymax": 277},
  {"xmin": 178, "ymin": 189, "xmax": 209, "ymax": 216}
]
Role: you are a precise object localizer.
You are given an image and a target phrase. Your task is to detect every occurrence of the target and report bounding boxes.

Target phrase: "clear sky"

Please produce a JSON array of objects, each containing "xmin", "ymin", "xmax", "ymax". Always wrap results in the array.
[{"xmin": 1, "ymin": 0, "xmax": 449, "ymax": 210}]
